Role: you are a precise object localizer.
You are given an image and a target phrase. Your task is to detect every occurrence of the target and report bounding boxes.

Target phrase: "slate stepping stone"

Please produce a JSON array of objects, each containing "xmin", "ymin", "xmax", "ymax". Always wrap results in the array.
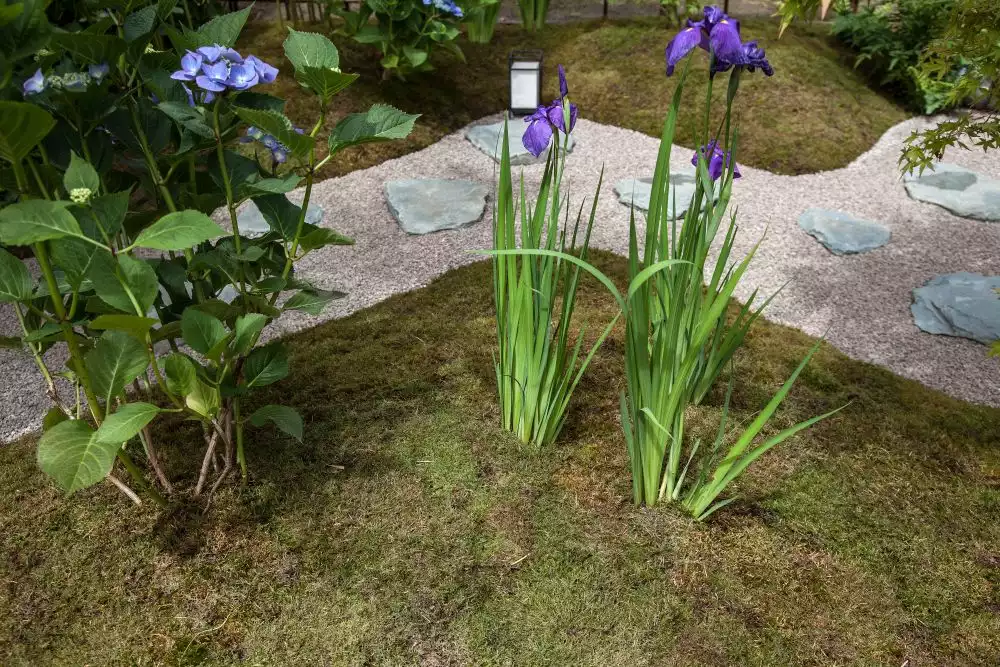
[
  {"xmin": 797, "ymin": 208, "xmax": 890, "ymax": 255},
  {"xmin": 385, "ymin": 179, "xmax": 490, "ymax": 235},
  {"xmin": 237, "ymin": 201, "xmax": 324, "ymax": 238},
  {"xmin": 613, "ymin": 170, "xmax": 717, "ymax": 219},
  {"xmin": 911, "ymin": 272, "xmax": 1000, "ymax": 344},
  {"xmin": 903, "ymin": 163, "xmax": 1000, "ymax": 221},
  {"xmin": 466, "ymin": 120, "xmax": 575, "ymax": 165}
]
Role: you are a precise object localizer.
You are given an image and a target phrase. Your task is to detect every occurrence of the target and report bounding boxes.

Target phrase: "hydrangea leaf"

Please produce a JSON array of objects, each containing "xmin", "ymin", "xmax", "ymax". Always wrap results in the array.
[
  {"xmin": 84, "ymin": 331, "xmax": 150, "ymax": 407},
  {"xmin": 282, "ymin": 28, "xmax": 339, "ymax": 71},
  {"xmin": 37, "ymin": 419, "xmax": 120, "ymax": 494},
  {"xmin": 0, "ymin": 246, "xmax": 33, "ymax": 303},
  {"xmin": 132, "ymin": 210, "xmax": 225, "ymax": 251},
  {"xmin": 249, "ymin": 404, "xmax": 303, "ymax": 442},
  {"xmin": 242, "ymin": 343, "xmax": 288, "ymax": 387},
  {"xmin": 283, "ymin": 288, "xmax": 346, "ymax": 316},
  {"xmin": 328, "ymin": 104, "xmax": 419, "ymax": 154},
  {"xmin": 93, "ymin": 402, "xmax": 161, "ymax": 445},
  {"xmin": 0, "ymin": 199, "xmax": 83, "ymax": 245},
  {"xmin": 0, "ymin": 100, "xmax": 56, "ymax": 164},
  {"xmin": 63, "ymin": 151, "xmax": 99, "ymax": 196}
]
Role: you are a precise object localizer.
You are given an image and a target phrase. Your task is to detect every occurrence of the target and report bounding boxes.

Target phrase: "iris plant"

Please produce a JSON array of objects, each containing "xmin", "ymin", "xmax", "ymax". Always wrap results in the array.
[
  {"xmin": 484, "ymin": 65, "xmax": 611, "ymax": 449},
  {"xmin": 522, "ymin": 65, "xmax": 578, "ymax": 157}
]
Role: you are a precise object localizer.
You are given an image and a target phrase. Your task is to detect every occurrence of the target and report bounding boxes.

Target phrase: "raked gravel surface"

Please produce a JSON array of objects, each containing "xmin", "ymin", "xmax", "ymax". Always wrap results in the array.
[{"xmin": 2, "ymin": 115, "xmax": 999, "ymax": 442}]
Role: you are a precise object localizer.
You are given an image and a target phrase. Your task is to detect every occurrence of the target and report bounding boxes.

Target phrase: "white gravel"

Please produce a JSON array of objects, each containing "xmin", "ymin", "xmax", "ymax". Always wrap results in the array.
[{"xmin": 2, "ymin": 114, "xmax": 999, "ymax": 443}]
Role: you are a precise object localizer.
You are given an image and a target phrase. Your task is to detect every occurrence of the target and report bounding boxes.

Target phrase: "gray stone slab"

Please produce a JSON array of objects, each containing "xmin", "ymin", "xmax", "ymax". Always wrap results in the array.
[
  {"xmin": 911, "ymin": 272, "xmax": 1000, "ymax": 344},
  {"xmin": 613, "ymin": 170, "xmax": 717, "ymax": 219},
  {"xmin": 237, "ymin": 201, "xmax": 324, "ymax": 238},
  {"xmin": 797, "ymin": 208, "xmax": 890, "ymax": 255},
  {"xmin": 466, "ymin": 120, "xmax": 575, "ymax": 165},
  {"xmin": 903, "ymin": 162, "xmax": 1000, "ymax": 221},
  {"xmin": 385, "ymin": 179, "xmax": 490, "ymax": 235}
]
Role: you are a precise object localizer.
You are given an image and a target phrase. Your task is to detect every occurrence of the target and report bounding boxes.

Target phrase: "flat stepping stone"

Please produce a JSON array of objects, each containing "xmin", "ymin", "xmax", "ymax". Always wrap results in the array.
[
  {"xmin": 466, "ymin": 120, "xmax": 575, "ymax": 166},
  {"xmin": 238, "ymin": 201, "xmax": 324, "ymax": 238},
  {"xmin": 911, "ymin": 272, "xmax": 1000, "ymax": 344},
  {"xmin": 613, "ymin": 170, "xmax": 718, "ymax": 219},
  {"xmin": 903, "ymin": 163, "xmax": 1000, "ymax": 221},
  {"xmin": 385, "ymin": 179, "xmax": 489, "ymax": 235},
  {"xmin": 798, "ymin": 208, "xmax": 890, "ymax": 255}
]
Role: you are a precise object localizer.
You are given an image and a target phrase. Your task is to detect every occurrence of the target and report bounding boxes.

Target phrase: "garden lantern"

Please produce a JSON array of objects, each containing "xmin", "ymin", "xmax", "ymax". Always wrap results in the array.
[{"xmin": 508, "ymin": 50, "xmax": 543, "ymax": 116}]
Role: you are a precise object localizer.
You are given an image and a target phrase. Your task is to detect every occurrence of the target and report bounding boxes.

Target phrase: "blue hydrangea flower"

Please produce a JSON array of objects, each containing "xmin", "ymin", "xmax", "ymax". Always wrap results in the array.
[
  {"xmin": 22, "ymin": 69, "xmax": 46, "ymax": 96},
  {"xmin": 226, "ymin": 61, "xmax": 259, "ymax": 90},
  {"xmin": 246, "ymin": 55, "xmax": 279, "ymax": 84},
  {"xmin": 171, "ymin": 51, "xmax": 203, "ymax": 81},
  {"xmin": 243, "ymin": 126, "xmax": 296, "ymax": 164},
  {"xmin": 422, "ymin": 0, "xmax": 463, "ymax": 17},
  {"xmin": 196, "ymin": 60, "xmax": 230, "ymax": 92},
  {"xmin": 172, "ymin": 45, "xmax": 277, "ymax": 99},
  {"xmin": 88, "ymin": 62, "xmax": 109, "ymax": 82}
]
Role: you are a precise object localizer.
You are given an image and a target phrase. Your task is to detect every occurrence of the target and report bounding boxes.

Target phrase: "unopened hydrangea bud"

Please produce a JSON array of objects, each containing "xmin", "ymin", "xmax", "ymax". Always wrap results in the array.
[{"xmin": 70, "ymin": 187, "xmax": 93, "ymax": 204}]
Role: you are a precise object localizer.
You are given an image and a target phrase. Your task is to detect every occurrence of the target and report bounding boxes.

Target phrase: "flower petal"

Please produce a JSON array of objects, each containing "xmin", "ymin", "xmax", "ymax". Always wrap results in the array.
[
  {"xmin": 665, "ymin": 26, "xmax": 704, "ymax": 76},
  {"xmin": 709, "ymin": 19, "xmax": 744, "ymax": 66},
  {"xmin": 522, "ymin": 116, "xmax": 554, "ymax": 157}
]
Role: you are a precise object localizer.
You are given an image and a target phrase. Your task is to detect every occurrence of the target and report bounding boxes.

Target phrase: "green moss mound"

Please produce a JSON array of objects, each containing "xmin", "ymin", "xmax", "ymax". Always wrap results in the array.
[
  {"xmin": 2, "ymin": 253, "xmax": 997, "ymax": 665},
  {"xmin": 245, "ymin": 17, "xmax": 907, "ymax": 179}
]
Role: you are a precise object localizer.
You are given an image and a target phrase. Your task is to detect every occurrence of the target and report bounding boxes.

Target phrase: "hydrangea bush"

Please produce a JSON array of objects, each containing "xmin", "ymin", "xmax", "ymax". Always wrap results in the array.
[
  {"xmin": 0, "ymin": 2, "xmax": 417, "ymax": 505},
  {"xmin": 330, "ymin": 0, "xmax": 466, "ymax": 79}
]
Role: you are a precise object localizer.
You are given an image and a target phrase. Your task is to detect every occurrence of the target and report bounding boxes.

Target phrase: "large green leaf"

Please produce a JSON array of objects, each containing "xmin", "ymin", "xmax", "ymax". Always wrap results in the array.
[
  {"xmin": 88, "ymin": 253, "xmax": 158, "ymax": 314},
  {"xmin": 0, "ymin": 101, "xmax": 55, "ymax": 164},
  {"xmin": 190, "ymin": 5, "xmax": 251, "ymax": 47},
  {"xmin": 50, "ymin": 33, "xmax": 126, "ymax": 64},
  {"xmin": 163, "ymin": 353, "xmax": 197, "ymax": 395},
  {"xmin": 93, "ymin": 402, "xmax": 161, "ymax": 445},
  {"xmin": 186, "ymin": 379, "xmax": 220, "ymax": 417},
  {"xmin": 232, "ymin": 312, "xmax": 267, "ymax": 355},
  {"xmin": 283, "ymin": 28, "xmax": 340, "ymax": 71},
  {"xmin": 250, "ymin": 193, "xmax": 300, "ymax": 239},
  {"xmin": 249, "ymin": 174, "xmax": 302, "ymax": 194},
  {"xmin": 298, "ymin": 224, "xmax": 354, "ymax": 252},
  {"xmin": 37, "ymin": 419, "xmax": 120, "ymax": 494},
  {"xmin": 0, "ymin": 199, "xmax": 83, "ymax": 245},
  {"xmin": 157, "ymin": 101, "xmax": 215, "ymax": 139},
  {"xmin": 50, "ymin": 237, "xmax": 101, "ymax": 290},
  {"xmin": 131, "ymin": 210, "xmax": 225, "ymax": 251},
  {"xmin": 88, "ymin": 314, "xmax": 158, "ymax": 340},
  {"xmin": 249, "ymin": 404, "xmax": 303, "ymax": 441},
  {"xmin": 232, "ymin": 107, "xmax": 315, "ymax": 158},
  {"xmin": 283, "ymin": 288, "xmax": 345, "ymax": 316},
  {"xmin": 85, "ymin": 330, "xmax": 150, "ymax": 406},
  {"xmin": 63, "ymin": 151, "xmax": 99, "ymax": 194},
  {"xmin": 295, "ymin": 68, "xmax": 358, "ymax": 105},
  {"xmin": 328, "ymin": 104, "xmax": 419, "ymax": 154},
  {"xmin": 242, "ymin": 343, "xmax": 288, "ymax": 387},
  {"xmin": 0, "ymin": 247, "xmax": 32, "ymax": 303},
  {"xmin": 181, "ymin": 307, "xmax": 227, "ymax": 355}
]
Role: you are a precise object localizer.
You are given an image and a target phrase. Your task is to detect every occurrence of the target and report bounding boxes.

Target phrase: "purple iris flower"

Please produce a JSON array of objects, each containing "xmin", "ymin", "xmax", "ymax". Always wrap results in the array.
[
  {"xmin": 558, "ymin": 64, "xmax": 569, "ymax": 98},
  {"xmin": 666, "ymin": 6, "xmax": 770, "ymax": 77},
  {"xmin": 22, "ymin": 69, "xmax": 46, "ymax": 96},
  {"xmin": 546, "ymin": 100, "xmax": 577, "ymax": 133},
  {"xmin": 741, "ymin": 40, "xmax": 773, "ymax": 76},
  {"xmin": 171, "ymin": 51, "xmax": 203, "ymax": 81},
  {"xmin": 665, "ymin": 22, "xmax": 705, "ymax": 76},
  {"xmin": 246, "ymin": 55, "xmax": 279, "ymax": 84},
  {"xmin": 196, "ymin": 60, "xmax": 230, "ymax": 92},
  {"xmin": 226, "ymin": 61, "xmax": 259, "ymax": 90},
  {"xmin": 692, "ymin": 140, "xmax": 741, "ymax": 181},
  {"xmin": 522, "ymin": 106, "xmax": 555, "ymax": 157},
  {"xmin": 88, "ymin": 62, "xmax": 109, "ymax": 82},
  {"xmin": 709, "ymin": 17, "xmax": 743, "ymax": 66}
]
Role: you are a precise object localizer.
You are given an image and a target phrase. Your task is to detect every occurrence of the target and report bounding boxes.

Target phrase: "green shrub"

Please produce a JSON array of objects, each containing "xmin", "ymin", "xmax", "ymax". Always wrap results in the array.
[
  {"xmin": 331, "ymin": 0, "xmax": 467, "ymax": 79},
  {"xmin": 831, "ymin": 0, "xmax": 956, "ymax": 112}
]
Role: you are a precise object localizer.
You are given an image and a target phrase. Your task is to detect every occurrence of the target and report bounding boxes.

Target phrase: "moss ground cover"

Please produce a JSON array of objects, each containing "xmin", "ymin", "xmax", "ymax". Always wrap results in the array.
[
  {"xmin": 1, "ymin": 253, "xmax": 997, "ymax": 665},
  {"xmin": 245, "ymin": 17, "xmax": 908, "ymax": 178}
]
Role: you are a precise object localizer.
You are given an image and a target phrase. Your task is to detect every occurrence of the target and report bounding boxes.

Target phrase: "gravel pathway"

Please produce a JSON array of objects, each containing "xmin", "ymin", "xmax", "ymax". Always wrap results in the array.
[{"xmin": 2, "ymin": 115, "xmax": 999, "ymax": 442}]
